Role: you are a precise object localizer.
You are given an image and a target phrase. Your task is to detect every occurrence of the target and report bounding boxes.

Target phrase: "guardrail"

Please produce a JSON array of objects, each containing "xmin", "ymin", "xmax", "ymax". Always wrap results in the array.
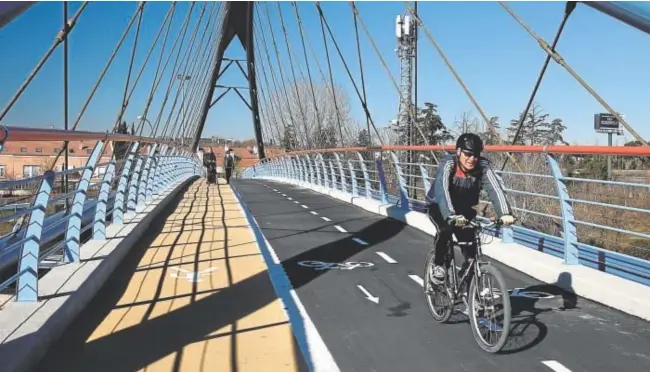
[
  {"xmin": 241, "ymin": 145, "xmax": 650, "ymax": 287},
  {"xmin": 0, "ymin": 126, "xmax": 205, "ymax": 302}
]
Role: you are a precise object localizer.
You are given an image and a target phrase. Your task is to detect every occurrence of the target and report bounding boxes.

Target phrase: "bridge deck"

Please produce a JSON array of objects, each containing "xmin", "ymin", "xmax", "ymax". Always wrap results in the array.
[{"xmin": 34, "ymin": 180, "xmax": 306, "ymax": 371}]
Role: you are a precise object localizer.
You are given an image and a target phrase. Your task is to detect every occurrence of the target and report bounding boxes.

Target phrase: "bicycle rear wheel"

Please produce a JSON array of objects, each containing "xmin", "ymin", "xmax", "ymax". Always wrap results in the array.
[
  {"xmin": 468, "ymin": 263, "xmax": 511, "ymax": 353},
  {"xmin": 423, "ymin": 249, "xmax": 454, "ymax": 323}
]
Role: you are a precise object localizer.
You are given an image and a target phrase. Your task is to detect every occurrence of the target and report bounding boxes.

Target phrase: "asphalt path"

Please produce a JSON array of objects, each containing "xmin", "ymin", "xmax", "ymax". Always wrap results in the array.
[{"xmin": 233, "ymin": 178, "xmax": 650, "ymax": 372}]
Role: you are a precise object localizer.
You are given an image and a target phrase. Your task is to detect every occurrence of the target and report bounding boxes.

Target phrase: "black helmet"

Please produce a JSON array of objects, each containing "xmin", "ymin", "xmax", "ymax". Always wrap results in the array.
[{"xmin": 456, "ymin": 133, "xmax": 484, "ymax": 154}]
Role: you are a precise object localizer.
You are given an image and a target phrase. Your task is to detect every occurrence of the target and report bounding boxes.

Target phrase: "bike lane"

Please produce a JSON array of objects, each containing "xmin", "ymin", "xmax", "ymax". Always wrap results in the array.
[{"xmin": 234, "ymin": 179, "xmax": 650, "ymax": 372}]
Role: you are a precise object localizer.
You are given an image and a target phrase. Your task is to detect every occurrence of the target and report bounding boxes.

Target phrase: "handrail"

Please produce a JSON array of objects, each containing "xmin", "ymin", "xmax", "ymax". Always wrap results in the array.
[
  {"xmin": 1, "ymin": 125, "xmax": 177, "ymax": 147},
  {"xmin": 270, "ymin": 144, "xmax": 650, "ymax": 157}
]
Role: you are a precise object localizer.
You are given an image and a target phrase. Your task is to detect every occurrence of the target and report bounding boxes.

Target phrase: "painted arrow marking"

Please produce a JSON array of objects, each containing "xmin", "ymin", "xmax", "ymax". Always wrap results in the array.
[{"xmin": 357, "ymin": 284, "xmax": 379, "ymax": 304}]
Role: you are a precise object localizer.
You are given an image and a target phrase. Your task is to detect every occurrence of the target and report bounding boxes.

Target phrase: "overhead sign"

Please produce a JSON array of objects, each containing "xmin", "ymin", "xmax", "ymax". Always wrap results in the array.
[{"xmin": 594, "ymin": 113, "xmax": 620, "ymax": 131}]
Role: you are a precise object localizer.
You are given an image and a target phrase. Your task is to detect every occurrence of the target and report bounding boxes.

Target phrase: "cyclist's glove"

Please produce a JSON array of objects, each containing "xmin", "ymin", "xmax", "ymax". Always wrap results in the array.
[
  {"xmin": 447, "ymin": 214, "xmax": 468, "ymax": 227},
  {"xmin": 499, "ymin": 215, "xmax": 515, "ymax": 226}
]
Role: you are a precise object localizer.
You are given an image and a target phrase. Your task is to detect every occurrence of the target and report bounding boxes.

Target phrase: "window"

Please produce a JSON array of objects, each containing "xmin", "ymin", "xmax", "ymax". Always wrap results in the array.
[
  {"xmin": 20, "ymin": 147, "xmax": 27, "ymax": 153},
  {"xmin": 36, "ymin": 148, "xmax": 43, "ymax": 153},
  {"xmin": 54, "ymin": 148, "xmax": 60, "ymax": 153},
  {"xmin": 0, "ymin": 165, "xmax": 5, "ymax": 177},
  {"xmin": 23, "ymin": 165, "xmax": 40, "ymax": 178}
]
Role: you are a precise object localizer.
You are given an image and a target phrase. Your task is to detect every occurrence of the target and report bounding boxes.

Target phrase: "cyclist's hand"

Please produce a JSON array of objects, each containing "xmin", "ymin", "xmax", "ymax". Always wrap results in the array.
[
  {"xmin": 499, "ymin": 215, "xmax": 515, "ymax": 226},
  {"xmin": 447, "ymin": 215, "xmax": 468, "ymax": 227}
]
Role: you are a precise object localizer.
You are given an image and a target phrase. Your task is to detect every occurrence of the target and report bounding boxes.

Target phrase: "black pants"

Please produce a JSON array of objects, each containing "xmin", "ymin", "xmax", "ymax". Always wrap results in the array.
[
  {"xmin": 225, "ymin": 168, "xmax": 232, "ymax": 184},
  {"xmin": 426, "ymin": 204, "xmax": 477, "ymax": 267}
]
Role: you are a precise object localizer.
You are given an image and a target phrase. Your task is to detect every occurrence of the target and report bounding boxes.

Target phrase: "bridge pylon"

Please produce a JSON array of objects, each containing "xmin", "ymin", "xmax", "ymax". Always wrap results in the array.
[{"xmin": 193, "ymin": 1, "xmax": 265, "ymax": 159}]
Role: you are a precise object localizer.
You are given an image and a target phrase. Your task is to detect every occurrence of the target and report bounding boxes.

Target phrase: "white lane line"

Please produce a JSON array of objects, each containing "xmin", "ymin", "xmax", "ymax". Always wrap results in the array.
[
  {"xmin": 282, "ymin": 194, "xmax": 287, "ymax": 197},
  {"xmin": 273, "ymin": 189, "xmax": 278, "ymax": 191},
  {"xmin": 287, "ymin": 197, "xmax": 293, "ymax": 200},
  {"xmin": 352, "ymin": 237, "xmax": 368, "ymax": 246},
  {"xmin": 408, "ymin": 274, "xmax": 424, "ymax": 287},
  {"xmin": 321, "ymin": 217, "xmax": 331, "ymax": 222},
  {"xmin": 294, "ymin": 201, "xmax": 300, "ymax": 204},
  {"xmin": 310, "ymin": 211, "xmax": 318, "ymax": 215},
  {"xmin": 376, "ymin": 252, "xmax": 397, "ymax": 263},
  {"xmin": 542, "ymin": 361, "xmax": 572, "ymax": 372},
  {"xmin": 301, "ymin": 204, "xmax": 309, "ymax": 209},
  {"xmin": 334, "ymin": 225, "xmax": 347, "ymax": 233}
]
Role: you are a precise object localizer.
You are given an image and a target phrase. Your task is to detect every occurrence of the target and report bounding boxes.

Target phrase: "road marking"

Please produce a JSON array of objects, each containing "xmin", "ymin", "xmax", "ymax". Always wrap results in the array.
[
  {"xmin": 542, "ymin": 361, "xmax": 572, "ymax": 372},
  {"xmin": 408, "ymin": 274, "xmax": 424, "ymax": 287},
  {"xmin": 321, "ymin": 217, "xmax": 331, "ymax": 222},
  {"xmin": 376, "ymin": 252, "xmax": 397, "ymax": 263},
  {"xmin": 273, "ymin": 189, "xmax": 277, "ymax": 191},
  {"xmin": 230, "ymin": 186, "xmax": 341, "ymax": 372},
  {"xmin": 352, "ymin": 237, "xmax": 368, "ymax": 246},
  {"xmin": 294, "ymin": 201, "xmax": 300, "ymax": 204},
  {"xmin": 287, "ymin": 197, "xmax": 293, "ymax": 200},
  {"xmin": 357, "ymin": 285, "xmax": 379, "ymax": 304},
  {"xmin": 334, "ymin": 225, "xmax": 347, "ymax": 233},
  {"xmin": 169, "ymin": 267, "xmax": 217, "ymax": 283},
  {"xmin": 310, "ymin": 211, "xmax": 318, "ymax": 215},
  {"xmin": 299, "ymin": 261, "xmax": 374, "ymax": 270},
  {"xmin": 282, "ymin": 194, "xmax": 287, "ymax": 197},
  {"xmin": 301, "ymin": 204, "xmax": 309, "ymax": 209}
]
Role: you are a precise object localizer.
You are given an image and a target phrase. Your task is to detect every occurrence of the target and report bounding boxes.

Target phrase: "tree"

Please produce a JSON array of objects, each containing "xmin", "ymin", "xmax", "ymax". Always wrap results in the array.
[
  {"xmin": 355, "ymin": 129, "xmax": 371, "ymax": 147},
  {"xmin": 506, "ymin": 103, "xmax": 551, "ymax": 145},
  {"xmin": 415, "ymin": 102, "xmax": 454, "ymax": 145},
  {"xmin": 281, "ymin": 123, "xmax": 299, "ymax": 151},
  {"xmin": 264, "ymin": 78, "xmax": 359, "ymax": 150},
  {"xmin": 480, "ymin": 116, "xmax": 502, "ymax": 145},
  {"xmin": 546, "ymin": 118, "xmax": 568, "ymax": 145}
]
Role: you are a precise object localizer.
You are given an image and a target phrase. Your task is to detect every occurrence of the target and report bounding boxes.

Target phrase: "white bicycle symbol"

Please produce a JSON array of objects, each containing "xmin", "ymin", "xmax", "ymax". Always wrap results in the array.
[{"xmin": 297, "ymin": 260, "xmax": 374, "ymax": 271}]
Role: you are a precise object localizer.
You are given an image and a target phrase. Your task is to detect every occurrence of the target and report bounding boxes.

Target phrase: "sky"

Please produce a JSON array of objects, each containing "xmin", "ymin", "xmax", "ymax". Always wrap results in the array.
[{"xmin": 1, "ymin": 1, "xmax": 649, "ymax": 146}]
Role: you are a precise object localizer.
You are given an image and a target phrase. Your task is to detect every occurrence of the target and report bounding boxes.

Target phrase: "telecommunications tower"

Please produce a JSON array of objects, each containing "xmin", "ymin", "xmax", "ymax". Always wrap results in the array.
[
  {"xmin": 394, "ymin": 12, "xmax": 417, "ymax": 197},
  {"xmin": 394, "ymin": 13, "xmax": 416, "ymax": 146}
]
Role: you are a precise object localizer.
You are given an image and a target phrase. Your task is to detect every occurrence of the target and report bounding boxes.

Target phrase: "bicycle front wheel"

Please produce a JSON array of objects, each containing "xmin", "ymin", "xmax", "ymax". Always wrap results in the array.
[
  {"xmin": 423, "ymin": 249, "xmax": 454, "ymax": 323},
  {"xmin": 468, "ymin": 263, "xmax": 511, "ymax": 353}
]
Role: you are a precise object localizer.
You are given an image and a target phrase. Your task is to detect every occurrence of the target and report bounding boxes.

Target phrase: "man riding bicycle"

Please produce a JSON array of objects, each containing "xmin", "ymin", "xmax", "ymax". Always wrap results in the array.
[{"xmin": 425, "ymin": 133, "xmax": 515, "ymax": 285}]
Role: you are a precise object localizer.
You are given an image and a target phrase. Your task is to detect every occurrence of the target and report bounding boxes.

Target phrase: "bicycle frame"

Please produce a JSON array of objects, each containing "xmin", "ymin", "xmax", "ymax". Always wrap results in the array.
[{"xmin": 443, "ymin": 220, "xmax": 496, "ymax": 301}]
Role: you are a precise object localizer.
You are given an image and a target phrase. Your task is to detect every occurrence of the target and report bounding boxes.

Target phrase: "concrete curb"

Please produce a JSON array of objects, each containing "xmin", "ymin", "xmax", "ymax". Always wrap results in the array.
[
  {"xmin": 261, "ymin": 177, "xmax": 650, "ymax": 321},
  {"xmin": 0, "ymin": 175, "xmax": 199, "ymax": 372}
]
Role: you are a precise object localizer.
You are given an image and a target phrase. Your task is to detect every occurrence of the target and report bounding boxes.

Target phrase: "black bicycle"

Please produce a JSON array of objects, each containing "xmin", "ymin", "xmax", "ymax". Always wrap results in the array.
[{"xmin": 423, "ymin": 218, "xmax": 512, "ymax": 353}]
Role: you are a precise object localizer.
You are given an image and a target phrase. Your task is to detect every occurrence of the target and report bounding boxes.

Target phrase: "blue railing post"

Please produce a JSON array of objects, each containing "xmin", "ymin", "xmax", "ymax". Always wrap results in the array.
[
  {"xmin": 348, "ymin": 159, "xmax": 358, "ymax": 197},
  {"xmin": 16, "ymin": 170, "xmax": 55, "ymax": 302},
  {"xmin": 93, "ymin": 154, "xmax": 116, "ymax": 240},
  {"xmin": 64, "ymin": 140, "xmax": 104, "ymax": 263},
  {"xmin": 304, "ymin": 155, "xmax": 313, "ymax": 185},
  {"xmin": 159, "ymin": 148, "xmax": 177, "ymax": 193},
  {"xmin": 114, "ymin": 142, "xmax": 140, "ymax": 224},
  {"xmin": 389, "ymin": 151, "xmax": 410, "ymax": 210},
  {"xmin": 419, "ymin": 164, "xmax": 431, "ymax": 194},
  {"xmin": 127, "ymin": 147, "xmax": 146, "ymax": 212},
  {"xmin": 315, "ymin": 154, "xmax": 323, "ymax": 186},
  {"xmin": 137, "ymin": 143, "xmax": 158, "ymax": 208},
  {"xmin": 333, "ymin": 152, "xmax": 346, "ymax": 192},
  {"xmin": 146, "ymin": 144, "xmax": 167, "ymax": 201},
  {"xmin": 357, "ymin": 152, "xmax": 372, "ymax": 199},
  {"xmin": 375, "ymin": 154, "xmax": 389, "ymax": 204},
  {"xmin": 547, "ymin": 154, "xmax": 579, "ymax": 265}
]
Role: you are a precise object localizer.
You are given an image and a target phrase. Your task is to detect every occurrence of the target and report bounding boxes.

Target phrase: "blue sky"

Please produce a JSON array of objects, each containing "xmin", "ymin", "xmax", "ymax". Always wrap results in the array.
[{"xmin": 1, "ymin": 1, "xmax": 648, "ymax": 146}]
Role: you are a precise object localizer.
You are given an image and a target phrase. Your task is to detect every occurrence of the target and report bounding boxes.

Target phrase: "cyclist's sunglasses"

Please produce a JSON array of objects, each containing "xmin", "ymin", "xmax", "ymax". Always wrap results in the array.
[{"xmin": 460, "ymin": 149, "xmax": 480, "ymax": 159}]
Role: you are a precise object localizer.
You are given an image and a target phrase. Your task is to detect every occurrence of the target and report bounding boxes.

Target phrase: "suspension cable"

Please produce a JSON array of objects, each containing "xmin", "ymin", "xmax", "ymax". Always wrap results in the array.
[
  {"xmin": 262, "ymin": 4, "xmax": 306, "ymax": 148},
  {"xmin": 277, "ymin": 3, "xmax": 313, "ymax": 148},
  {"xmin": 352, "ymin": 5, "xmax": 371, "ymax": 145},
  {"xmin": 291, "ymin": 2, "xmax": 323, "ymax": 140},
  {"xmin": 316, "ymin": 3, "xmax": 384, "ymax": 145},
  {"xmin": 315, "ymin": 2, "xmax": 345, "ymax": 146},
  {"xmin": 498, "ymin": 1, "xmax": 648, "ymax": 147},
  {"xmin": 0, "ymin": 2, "xmax": 89, "ymax": 122}
]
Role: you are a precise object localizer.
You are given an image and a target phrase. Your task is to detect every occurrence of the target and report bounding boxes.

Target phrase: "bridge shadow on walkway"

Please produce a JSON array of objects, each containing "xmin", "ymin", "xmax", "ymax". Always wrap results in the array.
[{"xmin": 26, "ymin": 178, "xmax": 404, "ymax": 371}]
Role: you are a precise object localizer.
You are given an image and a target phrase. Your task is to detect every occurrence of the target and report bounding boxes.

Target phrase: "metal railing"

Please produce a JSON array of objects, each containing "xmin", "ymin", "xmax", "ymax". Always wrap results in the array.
[
  {"xmin": 0, "ymin": 126, "xmax": 205, "ymax": 302},
  {"xmin": 242, "ymin": 145, "xmax": 650, "ymax": 287}
]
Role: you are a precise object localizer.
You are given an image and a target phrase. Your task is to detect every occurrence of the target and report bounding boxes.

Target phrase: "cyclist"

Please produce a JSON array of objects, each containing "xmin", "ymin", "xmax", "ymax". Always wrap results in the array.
[{"xmin": 425, "ymin": 133, "xmax": 515, "ymax": 285}]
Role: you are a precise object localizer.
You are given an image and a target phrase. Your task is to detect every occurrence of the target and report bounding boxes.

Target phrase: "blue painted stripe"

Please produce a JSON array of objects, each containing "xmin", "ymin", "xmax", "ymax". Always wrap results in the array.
[{"xmin": 229, "ymin": 184, "xmax": 314, "ymax": 371}]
